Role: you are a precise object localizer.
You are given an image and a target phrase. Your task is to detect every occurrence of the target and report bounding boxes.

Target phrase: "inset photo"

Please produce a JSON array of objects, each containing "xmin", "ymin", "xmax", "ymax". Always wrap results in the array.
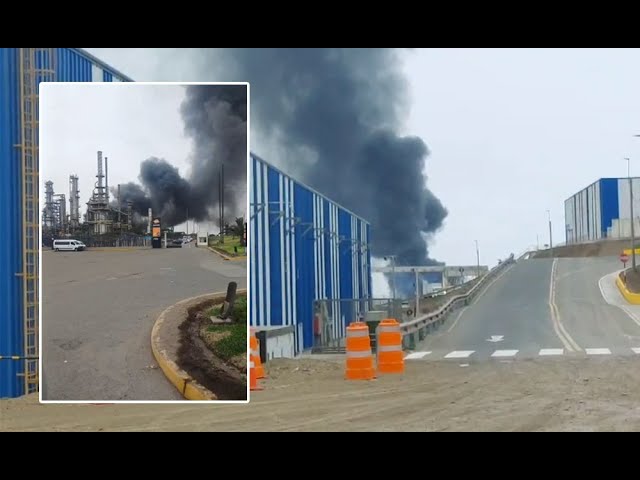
[{"xmin": 39, "ymin": 82, "xmax": 249, "ymax": 403}]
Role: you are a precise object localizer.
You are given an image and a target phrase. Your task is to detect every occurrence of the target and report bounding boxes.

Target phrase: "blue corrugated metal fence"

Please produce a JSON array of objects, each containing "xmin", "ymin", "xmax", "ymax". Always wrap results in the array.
[
  {"xmin": 250, "ymin": 153, "xmax": 372, "ymax": 353},
  {"xmin": 0, "ymin": 47, "xmax": 131, "ymax": 398}
]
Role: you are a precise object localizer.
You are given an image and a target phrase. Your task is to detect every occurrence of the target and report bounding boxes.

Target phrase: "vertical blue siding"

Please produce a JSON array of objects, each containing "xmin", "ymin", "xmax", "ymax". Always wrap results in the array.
[
  {"xmin": 0, "ymin": 48, "xmax": 24, "ymax": 398},
  {"xmin": 599, "ymin": 178, "xmax": 619, "ymax": 238},
  {"xmin": 0, "ymin": 48, "xmax": 132, "ymax": 398},
  {"xmin": 268, "ymin": 168, "xmax": 282, "ymax": 326},
  {"xmin": 250, "ymin": 153, "xmax": 372, "ymax": 353},
  {"xmin": 338, "ymin": 209, "xmax": 353, "ymax": 326}
]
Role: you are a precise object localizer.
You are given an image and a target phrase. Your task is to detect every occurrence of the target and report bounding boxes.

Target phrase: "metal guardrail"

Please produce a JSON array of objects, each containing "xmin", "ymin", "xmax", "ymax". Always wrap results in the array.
[{"xmin": 401, "ymin": 253, "xmax": 517, "ymax": 349}]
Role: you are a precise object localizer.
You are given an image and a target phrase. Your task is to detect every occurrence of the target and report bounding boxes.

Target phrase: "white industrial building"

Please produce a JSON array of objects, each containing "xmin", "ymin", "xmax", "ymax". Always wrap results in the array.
[{"xmin": 565, "ymin": 177, "xmax": 640, "ymax": 244}]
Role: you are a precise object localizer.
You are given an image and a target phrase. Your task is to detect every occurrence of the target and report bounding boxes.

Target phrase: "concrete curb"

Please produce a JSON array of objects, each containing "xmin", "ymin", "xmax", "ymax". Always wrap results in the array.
[
  {"xmin": 615, "ymin": 273, "xmax": 640, "ymax": 304},
  {"xmin": 207, "ymin": 246, "xmax": 246, "ymax": 262},
  {"xmin": 151, "ymin": 289, "xmax": 248, "ymax": 401}
]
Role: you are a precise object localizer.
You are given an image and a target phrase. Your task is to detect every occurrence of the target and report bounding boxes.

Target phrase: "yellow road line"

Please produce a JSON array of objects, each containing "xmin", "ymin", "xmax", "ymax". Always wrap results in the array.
[{"xmin": 548, "ymin": 259, "xmax": 581, "ymax": 352}]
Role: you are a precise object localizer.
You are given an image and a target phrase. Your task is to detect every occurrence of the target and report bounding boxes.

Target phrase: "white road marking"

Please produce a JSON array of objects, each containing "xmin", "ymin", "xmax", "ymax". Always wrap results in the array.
[
  {"xmin": 549, "ymin": 258, "xmax": 581, "ymax": 353},
  {"xmin": 486, "ymin": 335, "xmax": 504, "ymax": 343},
  {"xmin": 404, "ymin": 351, "xmax": 431, "ymax": 360},
  {"xmin": 444, "ymin": 350, "xmax": 475, "ymax": 359},
  {"xmin": 586, "ymin": 348, "xmax": 612, "ymax": 355},
  {"xmin": 491, "ymin": 350, "xmax": 518, "ymax": 358},
  {"xmin": 632, "ymin": 348, "xmax": 640, "ymax": 354},
  {"xmin": 539, "ymin": 348, "xmax": 564, "ymax": 356}
]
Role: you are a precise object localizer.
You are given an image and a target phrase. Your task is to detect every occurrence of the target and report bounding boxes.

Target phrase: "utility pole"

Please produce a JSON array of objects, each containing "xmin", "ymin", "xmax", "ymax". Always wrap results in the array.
[
  {"xmin": 627, "ymin": 157, "xmax": 637, "ymax": 271},
  {"xmin": 414, "ymin": 268, "xmax": 419, "ymax": 317},
  {"xmin": 186, "ymin": 207, "xmax": 189, "ymax": 235},
  {"xmin": 475, "ymin": 240, "xmax": 480, "ymax": 278},
  {"xmin": 219, "ymin": 163, "xmax": 225, "ymax": 240},
  {"xmin": 547, "ymin": 210, "xmax": 554, "ymax": 258}
]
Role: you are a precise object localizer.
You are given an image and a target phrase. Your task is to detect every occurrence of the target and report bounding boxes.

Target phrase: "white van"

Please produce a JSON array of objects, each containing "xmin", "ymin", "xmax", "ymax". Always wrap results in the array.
[{"xmin": 53, "ymin": 239, "xmax": 86, "ymax": 252}]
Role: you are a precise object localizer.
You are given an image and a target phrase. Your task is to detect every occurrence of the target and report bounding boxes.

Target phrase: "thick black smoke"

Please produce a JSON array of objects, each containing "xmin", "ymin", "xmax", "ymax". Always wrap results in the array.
[
  {"xmin": 116, "ymin": 84, "xmax": 247, "ymax": 227},
  {"xmin": 193, "ymin": 49, "xmax": 447, "ymax": 294}
]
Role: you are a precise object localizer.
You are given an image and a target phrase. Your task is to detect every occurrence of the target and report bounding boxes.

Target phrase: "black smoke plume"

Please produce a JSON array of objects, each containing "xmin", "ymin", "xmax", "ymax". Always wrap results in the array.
[
  {"xmin": 191, "ymin": 48, "xmax": 447, "ymax": 294},
  {"xmin": 114, "ymin": 84, "xmax": 247, "ymax": 227}
]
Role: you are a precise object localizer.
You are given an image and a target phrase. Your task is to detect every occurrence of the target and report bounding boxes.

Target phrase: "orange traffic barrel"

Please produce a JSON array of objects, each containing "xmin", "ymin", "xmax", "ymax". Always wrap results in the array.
[
  {"xmin": 345, "ymin": 321, "xmax": 375, "ymax": 380},
  {"xmin": 250, "ymin": 360, "xmax": 263, "ymax": 391},
  {"xmin": 250, "ymin": 331, "xmax": 266, "ymax": 379},
  {"xmin": 376, "ymin": 319, "xmax": 404, "ymax": 374}
]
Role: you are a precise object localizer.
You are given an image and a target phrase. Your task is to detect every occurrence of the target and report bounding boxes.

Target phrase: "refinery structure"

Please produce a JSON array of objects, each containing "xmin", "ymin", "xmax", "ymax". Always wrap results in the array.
[{"xmin": 42, "ymin": 151, "xmax": 139, "ymax": 242}]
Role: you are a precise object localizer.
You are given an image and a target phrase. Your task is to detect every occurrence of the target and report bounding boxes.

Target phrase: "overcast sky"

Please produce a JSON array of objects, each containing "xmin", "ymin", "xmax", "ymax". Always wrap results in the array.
[
  {"xmin": 84, "ymin": 48, "xmax": 640, "ymax": 268},
  {"xmin": 40, "ymin": 82, "xmax": 216, "ymax": 233}
]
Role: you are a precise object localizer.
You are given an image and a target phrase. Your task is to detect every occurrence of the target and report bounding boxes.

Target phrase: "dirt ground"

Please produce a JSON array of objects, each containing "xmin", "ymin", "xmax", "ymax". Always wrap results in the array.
[
  {"xmin": 176, "ymin": 303, "xmax": 247, "ymax": 401},
  {"xmin": 4, "ymin": 357, "xmax": 640, "ymax": 431},
  {"xmin": 622, "ymin": 268, "xmax": 640, "ymax": 293}
]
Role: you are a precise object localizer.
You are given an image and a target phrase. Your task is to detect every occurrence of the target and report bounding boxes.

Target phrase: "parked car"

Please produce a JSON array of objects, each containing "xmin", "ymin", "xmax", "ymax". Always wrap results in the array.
[
  {"xmin": 166, "ymin": 239, "xmax": 183, "ymax": 248},
  {"xmin": 53, "ymin": 239, "xmax": 86, "ymax": 252}
]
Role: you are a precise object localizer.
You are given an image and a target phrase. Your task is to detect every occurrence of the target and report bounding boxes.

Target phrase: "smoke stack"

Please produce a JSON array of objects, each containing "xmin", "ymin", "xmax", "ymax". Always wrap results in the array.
[
  {"xmin": 97, "ymin": 151, "xmax": 103, "ymax": 192},
  {"xmin": 105, "ymin": 156, "xmax": 109, "ymax": 204}
]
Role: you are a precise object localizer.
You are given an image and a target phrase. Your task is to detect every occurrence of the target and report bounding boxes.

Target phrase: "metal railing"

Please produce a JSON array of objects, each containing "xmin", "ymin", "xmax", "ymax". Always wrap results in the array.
[
  {"xmin": 309, "ymin": 253, "xmax": 519, "ymax": 353},
  {"xmin": 311, "ymin": 298, "xmax": 405, "ymax": 352},
  {"xmin": 401, "ymin": 253, "xmax": 517, "ymax": 349}
]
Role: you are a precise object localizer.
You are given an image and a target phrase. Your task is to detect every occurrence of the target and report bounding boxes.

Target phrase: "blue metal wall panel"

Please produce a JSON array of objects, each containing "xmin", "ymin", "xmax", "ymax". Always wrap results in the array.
[
  {"xmin": 268, "ymin": 168, "xmax": 282, "ymax": 326},
  {"xmin": 338, "ymin": 209, "xmax": 353, "ymax": 326},
  {"xmin": 323, "ymin": 199, "xmax": 332, "ymax": 301},
  {"xmin": 0, "ymin": 48, "xmax": 24, "ymax": 398},
  {"xmin": 0, "ymin": 48, "xmax": 132, "ymax": 398},
  {"xmin": 103, "ymin": 70, "xmax": 113, "ymax": 82},
  {"xmin": 599, "ymin": 178, "xmax": 619, "ymax": 238},
  {"xmin": 294, "ymin": 183, "xmax": 315, "ymax": 348},
  {"xmin": 250, "ymin": 153, "xmax": 371, "ymax": 352}
]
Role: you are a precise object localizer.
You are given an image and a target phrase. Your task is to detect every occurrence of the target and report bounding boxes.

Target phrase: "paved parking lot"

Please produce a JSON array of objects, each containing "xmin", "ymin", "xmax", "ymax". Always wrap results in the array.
[{"xmin": 41, "ymin": 246, "xmax": 246, "ymax": 401}]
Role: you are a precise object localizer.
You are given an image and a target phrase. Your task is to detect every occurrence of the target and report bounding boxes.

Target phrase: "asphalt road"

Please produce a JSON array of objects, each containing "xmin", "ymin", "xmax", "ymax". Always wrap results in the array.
[
  {"xmin": 554, "ymin": 256, "xmax": 640, "ymax": 354},
  {"xmin": 414, "ymin": 256, "xmax": 640, "ymax": 362},
  {"xmin": 41, "ymin": 246, "xmax": 246, "ymax": 401}
]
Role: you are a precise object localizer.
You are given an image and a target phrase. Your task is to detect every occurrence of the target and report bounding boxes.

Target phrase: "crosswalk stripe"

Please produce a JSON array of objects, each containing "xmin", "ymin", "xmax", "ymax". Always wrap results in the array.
[
  {"xmin": 539, "ymin": 348, "xmax": 564, "ymax": 356},
  {"xmin": 404, "ymin": 351, "xmax": 431, "ymax": 360},
  {"xmin": 491, "ymin": 349, "xmax": 518, "ymax": 358},
  {"xmin": 585, "ymin": 348, "xmax": 611, "ymax": 355},
  {"xmin": 632, "ymin": 348, "xmax": 640, "ymax": 354},
  {"xmin": 444, "ymin": 350, "xmax": 475, "ymax": 359}
]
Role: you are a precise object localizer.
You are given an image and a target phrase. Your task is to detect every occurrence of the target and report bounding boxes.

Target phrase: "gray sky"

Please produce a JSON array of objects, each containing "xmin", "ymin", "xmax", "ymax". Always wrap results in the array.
[
  {"xmin": 84, "ymin": 48, "xmax": 640, "ymax": 268},
  {"xmin": 40, "ymin": 82, "xmax": 217, "ymax": 233}
]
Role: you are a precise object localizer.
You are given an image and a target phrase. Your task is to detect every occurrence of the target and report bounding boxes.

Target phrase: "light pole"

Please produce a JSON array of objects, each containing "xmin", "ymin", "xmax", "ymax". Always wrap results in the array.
[
  {"xmin": 626, "ymin": 157, "xmax": 637, "ymax": 271},
  {"xmin": 547, "ymin": 210, "xmax": 553, "ymax": 258},
  {"xmin": 475, "ymin": 240, "xmax": 480, "ymax": 278}
]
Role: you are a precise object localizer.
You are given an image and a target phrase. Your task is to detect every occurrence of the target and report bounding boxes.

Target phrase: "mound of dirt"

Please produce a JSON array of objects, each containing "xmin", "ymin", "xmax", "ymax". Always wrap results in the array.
[
  {"xmin": 176, "ymin": 304, "xmax": 247, "ymax": 401},
  {"xmin": 622, "ymin": 268, "xmax": 640, "ymax": 293}
]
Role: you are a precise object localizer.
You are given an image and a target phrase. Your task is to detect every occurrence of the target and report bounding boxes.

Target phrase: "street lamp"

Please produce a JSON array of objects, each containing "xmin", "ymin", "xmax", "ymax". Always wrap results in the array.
[
  {"xmin": 626, "ymin": 156, "xmax": 637, "ymax": 271},
  {"xmin": 475, "ymin": 240, "xmax": 480, "ymax": 278},
  {"xmin": 547, "ymin": 210, "xmax": 553, "ymax": 258}
]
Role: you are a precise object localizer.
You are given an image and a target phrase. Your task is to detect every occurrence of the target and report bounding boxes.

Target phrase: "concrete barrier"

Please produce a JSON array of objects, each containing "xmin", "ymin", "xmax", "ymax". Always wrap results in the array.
[
  {"xmin": 151, "ymin": 289, "xmax": 248, "ymax": 401},
  {"xmin": 615, "ymin": 273, "xmax": 640, "ymax": 305}
]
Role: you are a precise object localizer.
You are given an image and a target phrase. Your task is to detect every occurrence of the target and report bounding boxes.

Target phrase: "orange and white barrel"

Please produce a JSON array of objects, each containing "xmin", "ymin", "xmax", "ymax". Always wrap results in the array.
[
  {"xmin": 345, "ymin": 321, "xmax": 375, "ymax": 380},
  {"xmin": 376, "ymin": 319, "xmax": 404, "ymax": 374}
]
